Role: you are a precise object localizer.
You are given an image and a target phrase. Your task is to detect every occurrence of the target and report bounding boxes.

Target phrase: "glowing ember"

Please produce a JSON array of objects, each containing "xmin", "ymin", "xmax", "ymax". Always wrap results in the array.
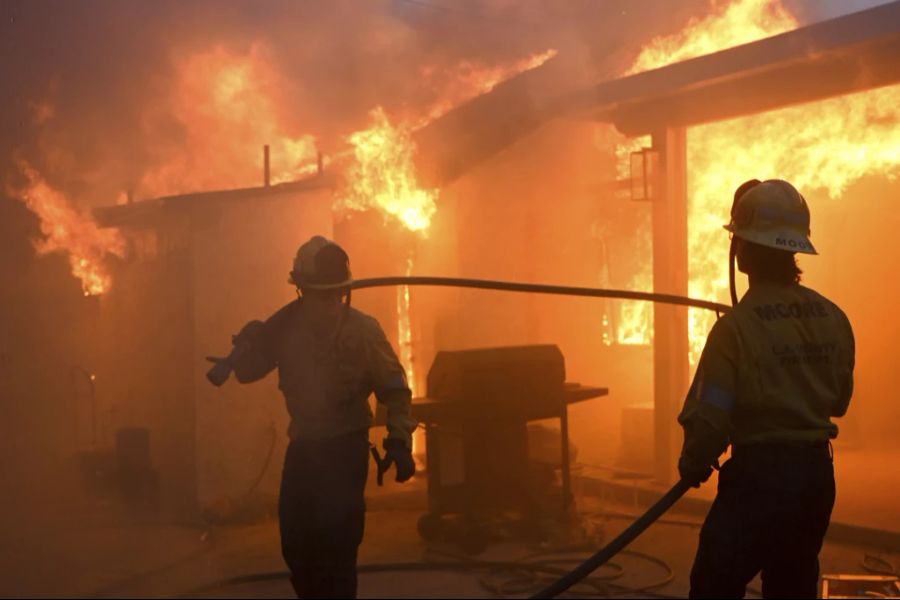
[
  {"xmin": 338, "ymin": 107, "xmax": 438, "ymax": 233},
  {"xmin": 12, "ymin": 163, "xmax": 126, "ymax": 296},
  {"xmin": 139, "ymin": 43, "xmax": 317, "ymax": 198},
  {"xmin": 627, "ymin": 0, "xmax": 796, "ymax": 75}
]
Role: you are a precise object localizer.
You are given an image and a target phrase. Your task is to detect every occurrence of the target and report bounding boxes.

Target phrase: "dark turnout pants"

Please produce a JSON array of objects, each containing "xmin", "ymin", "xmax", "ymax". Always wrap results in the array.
[
  {"xmin": 279, "ymin": 430, "xmax": 370, "ymax": 599},
  {"xmin": 690, "ymin": 443, "xmax": 835, "ymax": 599}
]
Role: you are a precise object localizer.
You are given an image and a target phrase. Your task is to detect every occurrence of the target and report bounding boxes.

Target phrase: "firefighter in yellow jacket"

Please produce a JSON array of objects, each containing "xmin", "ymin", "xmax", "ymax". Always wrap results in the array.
[
  {"xmin": 678, "ymin": 180, "xmax": 855, "ymax": 599},
  {"xmin": 209, "ymin": 236, "xmax": 417, "ymax": 599}
]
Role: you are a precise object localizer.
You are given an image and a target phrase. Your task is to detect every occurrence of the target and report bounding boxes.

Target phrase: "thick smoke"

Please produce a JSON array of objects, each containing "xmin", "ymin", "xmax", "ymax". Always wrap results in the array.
[{"xmin": 1, "ymin": 0, "xmax": 732, "ymax": 207}]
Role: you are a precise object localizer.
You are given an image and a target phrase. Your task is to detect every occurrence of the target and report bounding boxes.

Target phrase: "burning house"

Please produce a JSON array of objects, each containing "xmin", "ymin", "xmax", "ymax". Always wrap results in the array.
[
  {"xmin": 77, "ymin": 0, "xmax": 900, "ymax": 523},
  {"xmin": 3, "ymin": 0, "xmax": 900, "ymax": 596}
]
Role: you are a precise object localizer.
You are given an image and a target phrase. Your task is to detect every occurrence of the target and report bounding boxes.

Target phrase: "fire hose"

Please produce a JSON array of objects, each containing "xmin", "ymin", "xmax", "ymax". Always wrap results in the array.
[
  {"xmin": 207, "ymin": 276, "xmax": 730, "ymax": 386},
  {"xmin": 530, "ymin": 479, "xmax": 693, "ymax": 598},
  {"xmin": 204, "ymin": 275, "xmax": 728, "ymax": 596}
]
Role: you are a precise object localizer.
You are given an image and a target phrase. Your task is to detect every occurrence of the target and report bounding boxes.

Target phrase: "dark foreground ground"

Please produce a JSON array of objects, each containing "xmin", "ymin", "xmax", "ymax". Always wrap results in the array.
[{"xmin": 2, "ymin": 469, "xmax": 897, "ymax": 599}]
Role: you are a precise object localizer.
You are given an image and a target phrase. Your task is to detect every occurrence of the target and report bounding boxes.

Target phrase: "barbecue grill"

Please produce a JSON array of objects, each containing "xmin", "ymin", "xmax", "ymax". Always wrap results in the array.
[{"xmin": 381, "ymin": 344, "xmax": 607, "ymax": 553}]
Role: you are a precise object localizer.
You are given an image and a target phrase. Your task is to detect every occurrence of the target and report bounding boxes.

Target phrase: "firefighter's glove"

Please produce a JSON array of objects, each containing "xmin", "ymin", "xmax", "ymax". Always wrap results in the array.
[
  {"xmin": 205, "ymin": 355, "xmax": 233, "ymax": 387},
  {"xmin": 383, "ymin": 438, "xmax": 415, "ymax": 483},
  {"xmin": 678, "ymin": 455, "xmax": 713, "ymax": 488}
]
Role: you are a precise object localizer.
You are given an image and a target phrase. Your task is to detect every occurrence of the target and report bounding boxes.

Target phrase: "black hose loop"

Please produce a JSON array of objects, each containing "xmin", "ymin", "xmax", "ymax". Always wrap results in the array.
[{"xmin": 529, "ymin": 479, "xmax": 692, "ymax": 599}]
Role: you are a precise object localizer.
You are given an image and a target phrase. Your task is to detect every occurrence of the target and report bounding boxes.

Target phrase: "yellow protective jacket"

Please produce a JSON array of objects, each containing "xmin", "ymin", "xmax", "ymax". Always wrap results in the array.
[
  {"xmin": 231, "ymin": 300, "xmax": 417, "ymax": 447},
  {"xmin": 679, "ymin": 282, "xmax": 854, "ymax": 465}
]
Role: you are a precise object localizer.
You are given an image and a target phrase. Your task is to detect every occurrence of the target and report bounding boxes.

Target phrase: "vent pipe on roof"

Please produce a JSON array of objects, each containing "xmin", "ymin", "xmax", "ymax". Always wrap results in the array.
[{"xmin": 263, "ymin": 144, "xmax": 271, "ymax": 187}]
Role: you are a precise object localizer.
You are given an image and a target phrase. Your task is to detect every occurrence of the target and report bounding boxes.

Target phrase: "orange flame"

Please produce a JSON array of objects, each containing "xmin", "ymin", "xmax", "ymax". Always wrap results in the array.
[
  {"xmin": 397, "ymin": 256, "xmax": 417, "ymax": 395},
  {"xmin": 13, "ymin": 163, "xmax": 126, "ymax": 296},
  {"xmin": 627, "ymin": 0, "xmax": 796, "ymax": 75},
  {"xmin": 614, "ymin": 0, "xmax": 900, "ymax": 363},
  {"xmin": 337, "ymin": 49, "xmax": 556, "ymax": 232},
  {"xmin": 615, "ymin": 0, "xmax": 797, "ymax": 348},
  {"xmin": 339, "ymin": 107, "xmax": 438, "ymax": 233},
  {"xmin": 139, "ymin": 43, "xmax": 317, "ymax": 198},
  {"xmin": 687, "ymin": 84, "xmax": 900, "ymax": 361}
]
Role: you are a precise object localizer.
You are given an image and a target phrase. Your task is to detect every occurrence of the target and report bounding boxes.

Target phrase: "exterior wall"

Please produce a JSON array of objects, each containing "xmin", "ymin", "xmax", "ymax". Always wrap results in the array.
[
  {"xmin": 96, "ymin": 189, "xmax": 333, "ymax": 516},
  {"xmin": 96, "ymin": 211, "xmax": 198, "ymax": 516}
]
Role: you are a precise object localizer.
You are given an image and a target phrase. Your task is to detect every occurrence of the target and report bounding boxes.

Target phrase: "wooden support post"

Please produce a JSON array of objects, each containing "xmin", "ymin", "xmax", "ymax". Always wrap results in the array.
[
  {"xmin": 263, "ymin": 144, "xmax": 270, "ymax": 187},
  {"xmin": 651, "ymin": 127, "xmax": 690, "ymax": 485}
]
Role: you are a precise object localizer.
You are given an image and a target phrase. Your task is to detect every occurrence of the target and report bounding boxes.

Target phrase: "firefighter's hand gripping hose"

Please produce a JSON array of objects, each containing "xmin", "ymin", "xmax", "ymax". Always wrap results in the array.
[{"xmin": 530, "ymin": 479, "xmax": 693, "ymax": 598}]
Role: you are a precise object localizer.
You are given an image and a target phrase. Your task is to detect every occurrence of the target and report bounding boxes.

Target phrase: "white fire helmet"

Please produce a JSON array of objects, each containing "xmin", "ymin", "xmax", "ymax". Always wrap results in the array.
[
  {"xmin": 288, "ymin": 235, "xmax": 353, "ymax": 289},
  {"xmin": 724, "ymin": 179, "xmax": 817, "ymax": 255}
]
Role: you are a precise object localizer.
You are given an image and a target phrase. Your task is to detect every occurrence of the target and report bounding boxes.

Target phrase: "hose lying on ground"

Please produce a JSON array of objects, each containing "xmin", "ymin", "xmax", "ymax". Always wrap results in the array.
[
  {"xmin": 530, "ymin": 479, "xmax": 693, "ymax": 599},
  {"xmin": 175, "ymin": 483, "xmax": 693, "ymax": 598}
]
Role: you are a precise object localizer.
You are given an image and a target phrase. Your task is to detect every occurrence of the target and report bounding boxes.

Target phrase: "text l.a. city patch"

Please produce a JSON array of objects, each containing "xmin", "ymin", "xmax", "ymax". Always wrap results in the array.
[{"xmin": 772, "ymin": 342, "xmax": 837, "ymax": 367}]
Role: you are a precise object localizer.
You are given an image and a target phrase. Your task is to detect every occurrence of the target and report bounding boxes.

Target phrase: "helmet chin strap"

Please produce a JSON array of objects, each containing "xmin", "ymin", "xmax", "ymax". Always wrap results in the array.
[
  {"xmin": 728, "ymin": 179, "xmax": 762, "ymax": 308},
  {"xmin": 729, "ymin": 237, "xmax": 738, "ymax": 307}
]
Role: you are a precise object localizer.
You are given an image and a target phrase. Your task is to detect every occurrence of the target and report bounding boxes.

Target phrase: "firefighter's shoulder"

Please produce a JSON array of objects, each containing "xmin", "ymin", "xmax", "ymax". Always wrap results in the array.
[
  {"xmin": 701, "ymin": 310, "xmax": 742, "ymax": 359},
  {"xmin": 799, "ymin": 285, "xmax": 849, "ymax": 319},
  {"xmin": 345, "ymin": 307, "xmax": 389, "ymax": 339},
  {"xmin": 265, "ymin": 299, "xmax": 301, "ymax": 327}
]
